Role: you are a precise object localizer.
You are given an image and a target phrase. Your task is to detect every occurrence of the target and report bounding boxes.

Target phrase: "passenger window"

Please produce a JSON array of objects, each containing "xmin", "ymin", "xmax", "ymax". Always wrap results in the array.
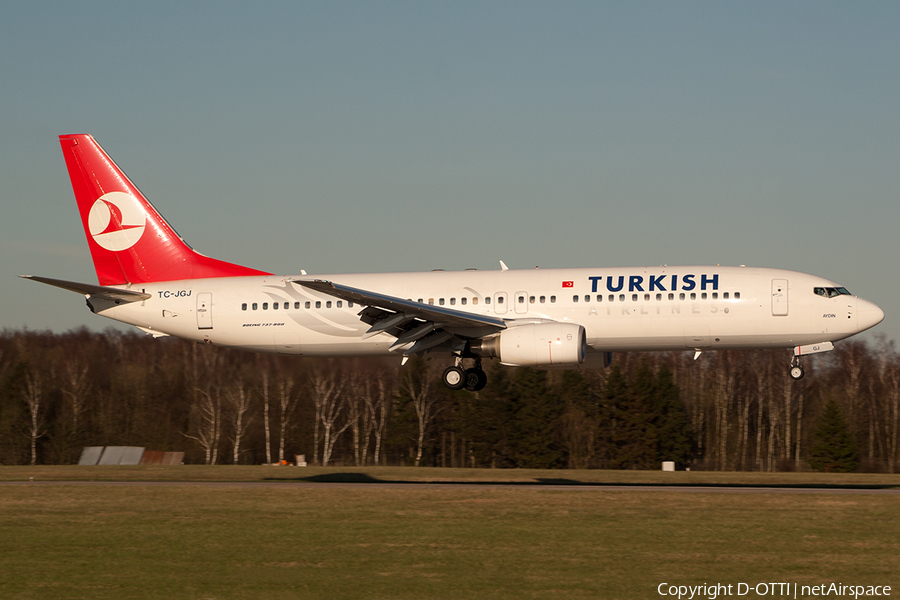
[
  {"xmin": 461, "ymin": 298, "xmax": 467, "ymax": 305},
  {"xmin": 735, "ymin": 292, "xmax": 741, "ymax": 299},
  {"xmin": 690, "ymin": 293, "xmax": 696, "ymax": 300},
  {"xmin": 573, "ymin": 295, "xmax": 579, "ymax": 303},
  {"xmin": 712, "ymin": 293, "xmax": 718, "ymax": 300},
  {"xmin": 529, "ymin": 296, "xmax": 535, "ymax": 304},
  {"xmin": 326, "ymin": 301, "xmax": 332, "ymax": 308},
  {"xmin": 252, "ymin": 303, "xmax": 258, "ymax": 310},
  {"xmin": 273, "ymin": 302, "xmax": 279, "ymax": 310},
  {"xmin": 485, "ymin": 297, "xmax": 491, "ymax": 305},
  {"xmin": 668, "ymin": 293, "xmax": 674, "ymax": 301},
  {"xmin": 305, "ymin": 301, "xmax": 310, "ymax": 309},
  {"xmin": 349, "ymin": 301, "xmax": 354, "ymax": 308},
  {"xmin": 701, "ymin": 293, "xmax": 707, "ymax": 300},
  {"xmin": 473, "ymin": 297, "xmax": 479, "ymax": 305},
  {"xmin": 518, "ymin": 296, "xmax": 525, "ymax": 304},
  {"xmin": 418, "ymin": 299, "xmax": 423, "ymax": 303},
  {"xmin": 584, "ymin": 295, "xmax": 590, "ymax": 302},
  {"xmin": 450, "ymin": 298, "xmax": 456, "ymax": 305},
  {"xmin": 550, "ymin": 296, "xmax": 556, "ymax": 303},
  {"xmin": 497, "ymin": 296, "xmax": 504, "ymax": 304},
  {"xmin": 439, "ymin": 298, "xmax": 445, "ymax": 306},
  {"xmin": 263, "ymin": 303, "xmax": 269, "ymax": 310},
  {"xmin": 644, "ymin": 294, "xmax": 650, "ymax": 301},
  {"xmin": 540, "ymin": 296, "xmax": 546, "ymax": 303},
  {"xmin": 337, "ymin": 301, "xmax": 343, "ymax": 308},
  {"xmin": 242, "ymin": 303, "xmax": 247, "ymax": 311},
  {"xmin": 680, "ymin": 293, "xmax": 685, "ymax": 300},
  {"xmin": 656, "ymin": 294, "xmax": 662, "ymax": 301},
  {"xmin": 723, "ymin": 292, "xmax": 729, "ymax": 300},
  {"xmin": 428, "ymin": 298, "xmax": 434, "ymax": 305},
  {"xmin": 619, "ymin": 294, "xmax": 625, "ymax": 302},
  {"xmin": 632, "ymin": 294, "xmax": 638, "ymax": 302},
  {"xmin": 609, "ymin": 295, "xmax": 614, "ymax": 302},
  {"xmin": 294, "ymin": 302, "xmax": 300, "ymax": 309},
  {"xmin": 315, "ymin": 301, "xmax": 321, "ymax": 309}
]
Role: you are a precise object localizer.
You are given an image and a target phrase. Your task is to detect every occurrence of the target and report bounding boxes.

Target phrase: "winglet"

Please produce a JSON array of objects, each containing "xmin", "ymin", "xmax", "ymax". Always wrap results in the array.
[{"xmin": 499, "ymin": 260, "xmax": 509, "ymax": 271}]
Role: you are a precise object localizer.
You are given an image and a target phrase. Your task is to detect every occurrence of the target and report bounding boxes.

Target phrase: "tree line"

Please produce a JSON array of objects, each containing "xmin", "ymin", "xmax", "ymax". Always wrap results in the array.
[{"xmin": 1, "ymin": 328, "xmax": 896, "ymax": 472}]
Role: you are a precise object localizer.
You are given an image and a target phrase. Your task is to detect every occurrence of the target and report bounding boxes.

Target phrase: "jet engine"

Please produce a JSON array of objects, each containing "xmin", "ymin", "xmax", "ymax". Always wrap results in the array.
[{"xmin": 470, "ymin": 323, "xmax": 586, "ymax": 367}]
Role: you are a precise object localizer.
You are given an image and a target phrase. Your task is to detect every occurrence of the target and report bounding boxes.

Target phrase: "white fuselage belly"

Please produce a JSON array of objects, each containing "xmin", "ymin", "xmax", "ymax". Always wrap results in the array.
[{"xmin": 93, "ymin": 266, "xmax": 875, "ymax": 357}]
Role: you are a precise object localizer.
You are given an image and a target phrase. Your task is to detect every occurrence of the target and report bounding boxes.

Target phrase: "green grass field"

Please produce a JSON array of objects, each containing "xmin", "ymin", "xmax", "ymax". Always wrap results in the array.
[{"xmin": 1, "ymin": 468, "xmax": 898, "ymax": 599}]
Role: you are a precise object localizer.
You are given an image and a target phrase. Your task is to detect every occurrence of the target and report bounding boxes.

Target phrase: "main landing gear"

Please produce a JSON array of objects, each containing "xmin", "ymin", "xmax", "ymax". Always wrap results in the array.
[{"xmin": 442, "ymin": 358, "xmax": 487, "ymax": 392}]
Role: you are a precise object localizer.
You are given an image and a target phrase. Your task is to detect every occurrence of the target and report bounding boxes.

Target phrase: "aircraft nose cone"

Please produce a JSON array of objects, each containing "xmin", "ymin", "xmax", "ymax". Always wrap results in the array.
[{"xmin": 858, "ymin": 298, "xmax": 885, "ymax": 332}]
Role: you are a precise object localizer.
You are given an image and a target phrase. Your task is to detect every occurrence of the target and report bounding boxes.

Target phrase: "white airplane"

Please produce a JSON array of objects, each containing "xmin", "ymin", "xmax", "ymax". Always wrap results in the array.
[{"xmin": 23, "ymin": 134, "xmax": 884, "ymax": 391}]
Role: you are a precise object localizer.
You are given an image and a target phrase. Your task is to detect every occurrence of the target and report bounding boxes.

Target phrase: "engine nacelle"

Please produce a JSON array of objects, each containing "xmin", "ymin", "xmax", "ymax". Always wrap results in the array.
[{"xmin": 472, "ymin": 323, "xmax": 587, "ymax": 367}]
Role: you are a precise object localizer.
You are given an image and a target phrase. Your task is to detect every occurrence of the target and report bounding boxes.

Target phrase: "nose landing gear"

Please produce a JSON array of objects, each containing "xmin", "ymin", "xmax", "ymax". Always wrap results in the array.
[
  {"xmin": 789, "ymin": 342, "xmax": 835, "ymax": 381},
  {"xmin": 789, "ymin": 356, "xmax": 805, "ymax": 381}
]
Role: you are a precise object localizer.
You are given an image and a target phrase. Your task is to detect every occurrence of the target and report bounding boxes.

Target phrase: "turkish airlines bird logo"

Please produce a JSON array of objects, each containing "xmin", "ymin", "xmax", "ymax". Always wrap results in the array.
[{"xmin": 87, "ymin": 192, "xmax": 146, "ymax": 252}]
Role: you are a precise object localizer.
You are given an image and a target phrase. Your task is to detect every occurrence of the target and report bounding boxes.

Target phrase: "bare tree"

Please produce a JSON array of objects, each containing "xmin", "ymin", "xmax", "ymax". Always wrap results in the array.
[
  {"xmin": 261, "ymin": 370, "xmax": 272, "ymax": 464},
  {"xmin": 401, "ymin": 364, "xmax": 443, "ymax": 467},
  {"xmin": 310, "ymin": 369, "xmax": 348, "ymax": 466},
  {"xmin": 883, "ymin": 353, "xmax": 900, "ymax": 473},
  {"xmin": 276, "ymin": 376, "xmax": 298, "ymax": 462},
  {"xmin": 346, "ymin": 373, "xmax": 368, "ymax": 466},
  {"xmin": 61, "ymin": 356, "xmax": 90, "ymax": 443},
  {"xmin": 226, "ymin": 382, "xmax": 254, "ymax": 464},
  {"xmin": 361, "ymin": 372, "xmax": 392, "ymax": 465},
  {"xmin": 184, "ymin": 387, "xmax": 223, "ymax": 465},
  {"xmin": 22, "ymin": 368, "xmax": 47, "ymax": 466}
]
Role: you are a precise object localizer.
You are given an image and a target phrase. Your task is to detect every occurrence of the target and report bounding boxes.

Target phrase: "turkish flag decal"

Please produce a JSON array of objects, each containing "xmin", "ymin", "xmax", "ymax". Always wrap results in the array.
[{"xmin": 562, "ymin": 281, "xmax": 574, "ymax": 288}]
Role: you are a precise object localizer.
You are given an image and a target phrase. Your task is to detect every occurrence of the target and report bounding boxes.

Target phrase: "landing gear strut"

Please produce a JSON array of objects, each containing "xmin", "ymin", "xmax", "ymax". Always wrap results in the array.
[{"xmin": 442, "ymin": 357, "xmax": 487, "ymax": 391}]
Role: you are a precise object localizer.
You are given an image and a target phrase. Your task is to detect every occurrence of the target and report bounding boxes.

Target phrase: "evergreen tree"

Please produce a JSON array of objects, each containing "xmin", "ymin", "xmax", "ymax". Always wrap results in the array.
[
  {"xmin": 557, "ymin": 370, "xmax": 598, "ymax": 469},
  {"xmin": 467, "ymin": 362, "xmax": 516, "ymax": 467},
  {"xmin": 616, "ymin": 361, "xmax": 659, "ymax": 469},
  {"xmin": 652, "ymin": 365, "xmax": 692, "ymax": 466},
  {"xmin": 598, "ymin": 365, "xmax": 628, "ymax": 467},
  {"xmin": 603, "ymin": 363, "xmax": 659, "ymax": 469},
  {"xmin": 506, "ymin": 368, "xmax": 563, "ymax": 468},
  {"xmin": 808, "ymin": 398, "xmax": 858, "ymax": 473}
]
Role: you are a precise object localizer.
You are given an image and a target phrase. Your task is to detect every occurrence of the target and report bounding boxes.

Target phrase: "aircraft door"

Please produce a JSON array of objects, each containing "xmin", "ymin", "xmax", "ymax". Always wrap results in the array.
[
  {"xmin": 494, "ymin": 292, "xmax": 508, "ymax": 315},
  {"xmin": 514, "ymin": 291, "xmax": 528, "ymax": 314},
  {"xmin": 772, "ymin": 279, "xmax": 788, "ymax": 316},
  {"xmin": 197, "ymin": 292, "xmax": 213, "ymax": 329}
]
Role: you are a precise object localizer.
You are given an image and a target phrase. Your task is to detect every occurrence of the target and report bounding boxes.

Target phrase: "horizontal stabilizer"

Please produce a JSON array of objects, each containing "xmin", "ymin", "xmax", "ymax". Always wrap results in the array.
[{"xmin": 20, "ymin": 275, "xmax": 151, "ymax": 302}]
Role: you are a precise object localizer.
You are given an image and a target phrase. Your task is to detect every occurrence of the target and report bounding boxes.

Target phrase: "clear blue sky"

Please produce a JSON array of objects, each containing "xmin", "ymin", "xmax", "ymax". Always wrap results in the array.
[{"xmin": 2, "ymin": 2, "xmax": 898, "ymax": 343}]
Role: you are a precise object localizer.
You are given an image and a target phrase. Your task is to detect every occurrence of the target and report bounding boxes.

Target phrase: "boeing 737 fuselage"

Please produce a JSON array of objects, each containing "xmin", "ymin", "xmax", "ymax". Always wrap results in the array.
[{"xmin": 24, "ymin": 135, "xmax": 884, "ymax": 391}]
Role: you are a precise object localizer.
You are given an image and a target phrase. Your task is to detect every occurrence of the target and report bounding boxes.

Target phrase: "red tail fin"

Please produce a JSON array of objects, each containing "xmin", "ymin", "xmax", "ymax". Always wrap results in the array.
[{"xmin": 60, "ymin": 134, "xmax": 270, "ymax": 285}]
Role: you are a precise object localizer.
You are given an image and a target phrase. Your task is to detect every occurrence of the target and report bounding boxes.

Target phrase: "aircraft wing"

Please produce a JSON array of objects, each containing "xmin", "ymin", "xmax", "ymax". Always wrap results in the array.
[
  {"xmin": 21, "ymin": 275, "xmax": 152, "ymax": 302},
  {"xmin": 294, "ymin": 279, "xmax": 506, "ymax": 354}
]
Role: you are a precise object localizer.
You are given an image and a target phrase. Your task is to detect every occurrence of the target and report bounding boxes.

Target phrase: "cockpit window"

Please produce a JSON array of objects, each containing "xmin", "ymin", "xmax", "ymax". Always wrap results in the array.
[{"xmin": 814, "ymin": 287, "xmax": 851, "ymax": 298}]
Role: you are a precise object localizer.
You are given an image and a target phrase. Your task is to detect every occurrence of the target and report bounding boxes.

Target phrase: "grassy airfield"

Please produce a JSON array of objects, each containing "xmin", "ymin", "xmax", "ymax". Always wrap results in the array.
[{"xmin": 0, "ymin": 468, "xmax": 898, "ymax": 599}]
